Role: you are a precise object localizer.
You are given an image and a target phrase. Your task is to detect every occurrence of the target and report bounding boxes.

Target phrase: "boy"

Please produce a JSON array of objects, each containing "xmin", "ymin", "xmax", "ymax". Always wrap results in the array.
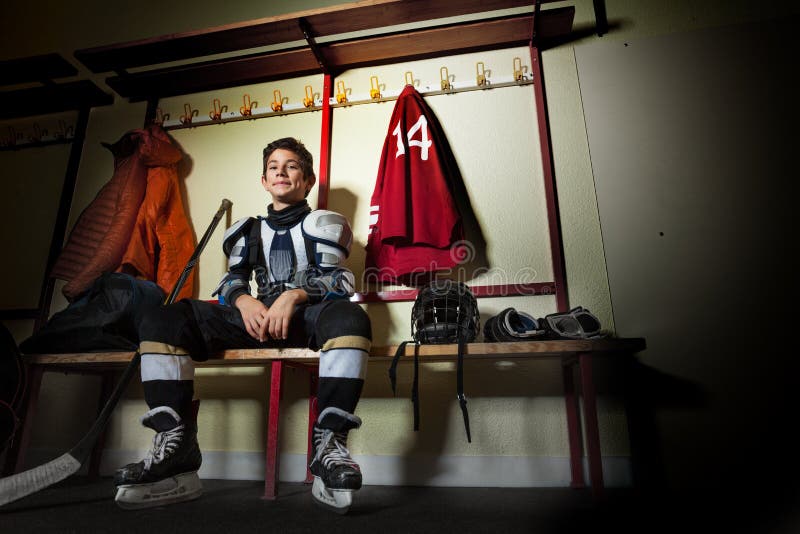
[{"xmin": 114, "ymin": 138, "xmax": 371, "ymax": 514}]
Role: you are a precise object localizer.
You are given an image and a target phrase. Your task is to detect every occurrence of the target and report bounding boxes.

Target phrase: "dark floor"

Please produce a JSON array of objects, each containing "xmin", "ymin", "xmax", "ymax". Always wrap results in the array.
[{"xmin": 0, "ymin": 477, "xmax": 797, "ymax": 534}]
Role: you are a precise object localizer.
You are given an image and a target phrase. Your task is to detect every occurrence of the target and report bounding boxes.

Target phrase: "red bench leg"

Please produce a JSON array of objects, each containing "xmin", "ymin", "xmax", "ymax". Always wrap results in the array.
[
  {"xmin": 264, "ymin": 360, "xmax": 283, "ymax": 500},
  {"xmin": 306, "ymin": 368, "xmax": 318, "ymax": 484},
  {"xmin": 579, "ymin": 352, "xmax": 605, "ymax": 499},
  {"xmin": 562, "ymin": 358, "xmax": 585, "ymax": 488}
]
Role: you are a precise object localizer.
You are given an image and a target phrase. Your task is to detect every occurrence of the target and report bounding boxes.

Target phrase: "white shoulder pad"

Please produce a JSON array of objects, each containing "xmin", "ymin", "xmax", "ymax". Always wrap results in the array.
[
  {"xmin": 302, "ymin": 210, "xmax": 353, "ymax": 257},
  {"xmin": 222, "ymin": 216, "xmax": 256, "ymax": 265},
  {"xmin": 302, "ymin": 210, "xmax": 352, "ymax": 269}
]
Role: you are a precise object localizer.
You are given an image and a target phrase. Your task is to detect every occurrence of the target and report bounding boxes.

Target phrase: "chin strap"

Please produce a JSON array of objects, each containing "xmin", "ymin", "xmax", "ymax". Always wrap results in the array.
[
  {"xmin": 389, "ymin": 338, "xmax": 471, "ymax": 442},
  {"xmin": 389, "ymin": 340, "xmax": 421, "ymax": 431},
  {"xmin": 456, "ymin": 337, "xmax": 471, "ymax": 443}
]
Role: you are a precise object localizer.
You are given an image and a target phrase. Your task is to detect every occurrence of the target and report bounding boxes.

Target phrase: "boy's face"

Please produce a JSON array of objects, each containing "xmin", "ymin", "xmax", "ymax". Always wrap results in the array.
[{"xmin": 261, "ymin": 148, "xmax": 315, "ymax": 209}]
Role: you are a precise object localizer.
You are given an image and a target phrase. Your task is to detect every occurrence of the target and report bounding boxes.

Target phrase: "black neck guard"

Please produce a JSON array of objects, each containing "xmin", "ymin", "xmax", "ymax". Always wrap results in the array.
[{"xmin": 267, "ymin": 200, "xmax": 311, "ymax": 228}]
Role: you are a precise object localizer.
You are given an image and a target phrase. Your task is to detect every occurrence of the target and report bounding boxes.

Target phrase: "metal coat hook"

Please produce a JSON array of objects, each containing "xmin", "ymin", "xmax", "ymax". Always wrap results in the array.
[
  {"xmin": 513, "ymin": 57, "xmax": 528, "ymax": 82},
  {"xmin": 154, "ymin": 108, "xmax": 169, "ymax": 126},
  {"xmin": 1, "ymin": 128, "xmax": 11, "ymax": 147},
  {"xmin": 209, "ymin": 98, "xmax": 227, "ymax": 120},
  {"xmin": 476, "ymin": 62, "xmax": 487, "ymax": 87},
  {"xmin": 180, "ymin": 103, "xmax": 198, "ymax": 125},
  {"xmin": 271, "ymin": 90, "xmax": 283, "ymax": 112},
  {"xmin": 336, "ymin": 81, "xmax": 348, "ymax": 104},
  {"xmin": 370, "ymin": 76, "xmax": 382, "ymax": 100},
  {"xmin": 55, "ymin": 120, "xmax": 74, "ymax": 139},
  {"xmin": 303, "ymin": 85, "xmax": 315, "ymax": 108},
  {"xmin": 404, "ymin": 71, "xmax": 416, "ymax": 87},
  {"xmin": 28, "ymin": 122, "xmax": 47, "ymax": 143},
  {"xmin": 440, "ymin": 66, "xmax": 452, "ymax": 91},
  {"xmin": 7, "ymin": 126, "xmax": 21, "ymax": 146},
  {"xmin": 240, "ymin": 94, "xmax": 257, "ymax": 116}
]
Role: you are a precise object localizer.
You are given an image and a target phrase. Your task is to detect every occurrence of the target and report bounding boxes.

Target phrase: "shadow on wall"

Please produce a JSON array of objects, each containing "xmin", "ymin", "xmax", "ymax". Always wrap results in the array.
[
  {"xmin": 596, "ymin": 356, "xmax": 707, "ymax": 491},
  {"xmin": 327, "ymin": 187, "xmax": 365, "ymax": 289},
  {"xmin": 425, "ymin": 101, "xmax": 489, "ymax": 283}
]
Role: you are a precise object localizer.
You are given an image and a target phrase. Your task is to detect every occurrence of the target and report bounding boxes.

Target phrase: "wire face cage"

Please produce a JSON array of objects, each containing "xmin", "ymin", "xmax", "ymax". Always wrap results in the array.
[{"xmin": 411, "ymin": 280, "xmax": 479, "ymax": 344}]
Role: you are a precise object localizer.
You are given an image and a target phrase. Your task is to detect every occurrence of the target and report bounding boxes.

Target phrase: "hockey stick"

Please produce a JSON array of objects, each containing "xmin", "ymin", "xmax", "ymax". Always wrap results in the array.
[{"xmin": 0, "ymin": 198, "xmax": 232, "ymax": 507}]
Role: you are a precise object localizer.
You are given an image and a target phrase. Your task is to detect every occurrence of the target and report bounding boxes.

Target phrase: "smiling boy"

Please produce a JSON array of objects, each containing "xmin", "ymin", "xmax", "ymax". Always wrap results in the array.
[{"xmin": 114, "ymin": 138, "xmax": 371, "ymax": 514}]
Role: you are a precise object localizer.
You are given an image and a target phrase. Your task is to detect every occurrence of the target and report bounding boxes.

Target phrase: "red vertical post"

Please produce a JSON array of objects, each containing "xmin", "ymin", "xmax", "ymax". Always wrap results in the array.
[
  {"xmin": 317, "ymin": 73, "xmax": 334, "ymax": 210},
  {"xmin": 578, "ymin": 353, "xmax": 605, "ymax": 498},
  {"xmin": 306, "ymin": 368, "xmax": 319, "ymax": 483},
  {"xmin": 562, "ymin": 358, "xmax": 585, "ymax": 488},
  {"xmin": 264, "ymin": 360, "xmax": 283, "ymax": 500},
  {"xmin": 529, "ymin": 44, "xmax": 569, "ymax": 313}
]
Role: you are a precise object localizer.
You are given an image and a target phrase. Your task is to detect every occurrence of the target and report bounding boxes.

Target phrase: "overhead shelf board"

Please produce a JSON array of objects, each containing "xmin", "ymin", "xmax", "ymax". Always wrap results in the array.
[
  {"xmin": 105, "ymin": 9, "xmax": 574, "ymax": 101},
  {"xmin": 0, "ymin": 54, "xmax": 78, "ymax": 87},
  {"xmin": 0, "ymin": 80, "xmax": 113, "ymax": 120},
  {"xmin": 74, "ymin": 0, "xmax": 560, "ymax": 73}
]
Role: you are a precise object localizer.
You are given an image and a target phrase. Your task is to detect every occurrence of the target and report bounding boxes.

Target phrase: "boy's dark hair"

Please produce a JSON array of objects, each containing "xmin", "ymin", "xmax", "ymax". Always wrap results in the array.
[{"xmin": 262, "ymin": 137, "xmax": 315, "ymax": 180}]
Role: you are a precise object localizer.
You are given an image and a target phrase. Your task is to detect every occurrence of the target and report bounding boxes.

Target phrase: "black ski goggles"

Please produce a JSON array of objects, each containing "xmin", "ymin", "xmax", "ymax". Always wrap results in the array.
[{"xmin": 543, "ymin": 306, "xmax": 604, "ymax": 339}]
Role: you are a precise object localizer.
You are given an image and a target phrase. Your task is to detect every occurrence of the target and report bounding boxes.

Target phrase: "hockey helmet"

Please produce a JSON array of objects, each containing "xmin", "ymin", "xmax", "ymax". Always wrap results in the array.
[{"xmin": 411, "ymin": 280, "xmax": 479, "ymax": 344}]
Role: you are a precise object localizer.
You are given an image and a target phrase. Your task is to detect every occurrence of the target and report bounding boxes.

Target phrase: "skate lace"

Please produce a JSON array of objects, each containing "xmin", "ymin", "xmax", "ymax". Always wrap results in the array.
[
  {"xmin": 314, "ymin": 428, "xmax": 357, "ymax": 470},
  {"xmin": 144, "ymin": 425, "xmax": 185, "ymax": 470}
]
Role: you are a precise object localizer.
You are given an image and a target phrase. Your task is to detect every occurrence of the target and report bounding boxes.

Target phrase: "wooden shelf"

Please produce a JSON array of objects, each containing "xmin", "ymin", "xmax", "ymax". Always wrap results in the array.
[
  {"xmin": 0, "ymin": 80, "xmax": 113, "ymax": 120},
  {"xmin": 0, "ymin": 54, "xmax": 78, "ymax": 86},
  {"xmin": 73, "ymin": 1, "xmax": 574, "ymax": 102},
  {"xmin": 104, "ymin": 9, "xmax": 573, "ymax": 101},
  {"xmin": 0, "ymin": 53, "xmax": 112, "ymax": 119},
  {"xmin": 74, "ymin": 0, "xmax": 559, "ymax": 73}
]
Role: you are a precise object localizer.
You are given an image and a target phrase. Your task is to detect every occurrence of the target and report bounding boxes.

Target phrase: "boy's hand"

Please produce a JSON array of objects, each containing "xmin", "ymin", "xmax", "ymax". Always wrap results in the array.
[
  {"xmin": 235, "ymin": 290, "xmax": 308, "ymax": 342},
  {"xmin": 235, "ymin": 294, "xmax": 270, "ymax": 341},
  {"xmin": 263, "ymin": 289, "xmax": 308, "ymax": 340}
]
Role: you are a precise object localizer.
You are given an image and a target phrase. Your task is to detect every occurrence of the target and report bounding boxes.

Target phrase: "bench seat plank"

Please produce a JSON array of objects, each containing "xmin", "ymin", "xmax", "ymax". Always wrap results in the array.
[{"xmin": 22, "ymin": 338, "xmax": 645, "ymax": 367}]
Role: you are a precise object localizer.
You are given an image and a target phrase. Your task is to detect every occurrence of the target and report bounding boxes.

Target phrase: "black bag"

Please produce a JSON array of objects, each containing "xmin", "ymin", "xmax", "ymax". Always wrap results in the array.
[
  {"xmin": 19, "ymin": 272, "xmax": 165, "ymax": 354},
  {"xmin": 0, "ymin": 322, "xmax": 24, "ymax": 454}
]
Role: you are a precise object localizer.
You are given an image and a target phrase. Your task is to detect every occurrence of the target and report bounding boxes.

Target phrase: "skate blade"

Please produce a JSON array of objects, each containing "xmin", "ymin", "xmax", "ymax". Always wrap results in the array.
[
  {"xmin": 115, "ymin": 471, "xmax": 202, "ymax": 510},
  {"xmin": 311, "ymin": 476, "xmax": 353, "ymax": 515}
]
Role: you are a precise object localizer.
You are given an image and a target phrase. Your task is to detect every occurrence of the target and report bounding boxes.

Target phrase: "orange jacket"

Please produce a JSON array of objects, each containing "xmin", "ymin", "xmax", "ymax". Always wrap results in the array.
[
  {"xmin": 51, "ymin": 128, "xmax": 149, "ymax": 301},
  {"xmin": 117, "ymin": 125, "xmax": 196, "ymax": 301}
]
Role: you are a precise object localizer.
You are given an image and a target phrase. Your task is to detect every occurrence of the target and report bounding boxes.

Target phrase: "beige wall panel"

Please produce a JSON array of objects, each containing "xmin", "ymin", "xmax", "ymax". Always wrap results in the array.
[{"xmin": 0, "ymin": 129, "xmax": 71, "ymax": 310}]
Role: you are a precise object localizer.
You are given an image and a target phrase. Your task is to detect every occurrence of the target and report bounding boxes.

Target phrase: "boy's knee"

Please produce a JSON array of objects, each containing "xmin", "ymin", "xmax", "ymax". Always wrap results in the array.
[
  {"xmin": 138, "ymin": 301, "xmax": 193, "ymax": 342},
  {"xmin": 316, "ymin": 300, "xmax": 372, "ymax": 343}
]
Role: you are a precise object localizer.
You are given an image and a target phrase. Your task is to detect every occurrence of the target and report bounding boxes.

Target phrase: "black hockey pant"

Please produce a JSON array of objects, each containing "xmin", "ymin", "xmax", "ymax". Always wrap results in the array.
[{"xmin": 137, "ymin": 298, "xmax": 371, "ymax": 424}]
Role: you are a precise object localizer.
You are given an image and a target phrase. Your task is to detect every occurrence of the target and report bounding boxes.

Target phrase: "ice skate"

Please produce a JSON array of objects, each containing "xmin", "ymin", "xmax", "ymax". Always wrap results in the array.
[
  {"xmin": 114, "ymin": 406, "xmax": 202, "ymax": 509},
  {"xmin": 309, "ymin": 407, "xmax": 362, "ymax": 514}
]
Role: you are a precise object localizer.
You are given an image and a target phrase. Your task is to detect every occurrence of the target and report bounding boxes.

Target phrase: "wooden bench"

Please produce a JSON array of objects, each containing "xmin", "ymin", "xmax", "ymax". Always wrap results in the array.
[{"xmin": 7, "ymin": 338, "xmax": 645, "ymax": 500}]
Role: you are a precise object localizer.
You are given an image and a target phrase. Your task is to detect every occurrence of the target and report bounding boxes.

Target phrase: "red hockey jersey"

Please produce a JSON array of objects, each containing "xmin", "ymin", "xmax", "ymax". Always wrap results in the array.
[{"xmin": 365, "ymin": 85, "xmax": 465, "ymax": 282}]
